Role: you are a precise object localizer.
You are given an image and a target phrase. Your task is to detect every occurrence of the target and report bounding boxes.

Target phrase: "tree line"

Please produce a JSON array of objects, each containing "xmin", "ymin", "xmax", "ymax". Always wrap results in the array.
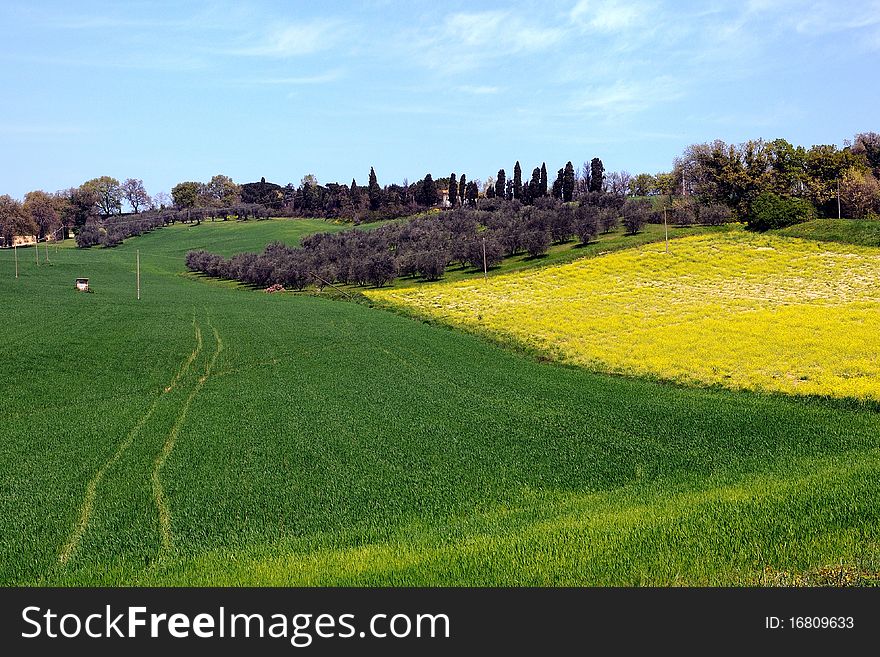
[
  {"xmin": 184, "ymin": 193, "xmax": 726, "ymax": 290},
  {"xmin": 670, "ymin": 132, "xmax": 880, "ymax": 229},
  {"xmin": 3, "ymin": 131, "xmax": 877, "ymax": 250}
]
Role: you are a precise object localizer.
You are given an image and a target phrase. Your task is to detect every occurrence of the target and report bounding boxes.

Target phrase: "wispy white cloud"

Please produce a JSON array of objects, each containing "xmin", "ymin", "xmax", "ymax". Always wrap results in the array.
[
  {"xmin": 571, "ymin": 76, "xmax": 684, "ymax": 115},
  {"xmin": 406, "ymin": 10, "xmax": 566, "ymax": 72},
  {"xmin": 793, "ymin": 4, "xmax": 880, "ymax": 36},
  {"xmin": 228, "ymin": 19, "xmax": 350, "ymax": 58},
  {"xmin": 570, "ymin": 0, "xmax": 653, "ymax": 32},
  {"xmin": 745, "ymin": 0, "xmax": 880, "ymax": 35}
]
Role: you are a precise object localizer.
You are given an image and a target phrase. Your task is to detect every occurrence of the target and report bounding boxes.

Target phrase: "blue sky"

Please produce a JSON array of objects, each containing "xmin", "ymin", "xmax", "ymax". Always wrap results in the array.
[{"xmin": 1, "ymin": 0, "xmax": 878, "ymax": 200}]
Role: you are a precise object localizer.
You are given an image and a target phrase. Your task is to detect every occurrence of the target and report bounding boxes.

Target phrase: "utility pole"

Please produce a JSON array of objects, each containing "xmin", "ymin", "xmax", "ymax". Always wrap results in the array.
[
  {"xmin": 482, "ymin": 237, "xmax": 488, "ymax": 281},
  {"xmin": 664, "ymin": 208, "xmax": 669, "ymax": 254},
  {"xmin": 837, "ymin": 176, "xmax": 841, "ymax": 220},
  {"xmin": 137, "ymin": 250, "xmax": 141, "ymax": 300}
]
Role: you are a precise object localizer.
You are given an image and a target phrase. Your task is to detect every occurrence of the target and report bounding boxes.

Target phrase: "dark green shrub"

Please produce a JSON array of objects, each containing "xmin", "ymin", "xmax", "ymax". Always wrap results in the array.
[{"xmin": 748, "ymin": 192, "xmax": 816, "ymax": 231}]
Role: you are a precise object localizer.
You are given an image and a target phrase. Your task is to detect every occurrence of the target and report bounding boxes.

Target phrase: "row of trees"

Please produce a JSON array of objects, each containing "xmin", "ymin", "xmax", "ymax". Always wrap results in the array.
[
  {"xmin": 484, "ymin": 160, "xmax": 593, "ymax": 204},
  {"xmin": 73, "ymin": 205, "xmax": 274, "ymax": 248},
  {"xmin": 0, "ymin": 176, "xmax": 162, "ymax": 247},
  {"xmin": 185, "ymin": 196, "xmax": 704, "ymax": 290},
  {"xmin": 5, "ymin": 131, "xmax": 876, "ymax": 248},
  {"xmin": 668, "ymin": 132, "xmax": 880, "ymax": 228}
]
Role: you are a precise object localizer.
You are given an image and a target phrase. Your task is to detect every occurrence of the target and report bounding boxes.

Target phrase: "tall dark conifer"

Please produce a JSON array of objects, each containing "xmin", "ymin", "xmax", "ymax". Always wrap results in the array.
[
  {"xmin": 465, "ymin": 181, "xmax": 478, "ymax": 205},
  {"xmin": 422, "ymin": 174, "xmax": 439, "ymax": 206},
  {"xmin": 459, "ymin": 174, "xmax": 467, "ymax": 205},
  {"xmin": 513, "ymin": 161, "xmax": 522, "ymax": 200},
  {"xmin": 368, "ymin": 167, "xmax": 381, "ymax": 211},
  {"xmin": 449, "ymin": 173, "xmax": 458, "ymax": 208},
  {"xmin": 562, "ymin": 161, "xmax": 576, "ymax": 202},
  {"xmin": 589, "ymin": 158, "xmax": 605, "ymax": 193},
  {"xmin": 540, "ymin": 163, "xmax": 548, "ymax": 196},
  {"xmin": 350, "ymin": 178, "xmax": 360, "ymax": 205},
  {"xmin": 529, "ymin": 167, "xmax": 541, "ymax": 203},
  {"xmin": 552, "ymin": 169, "xmax": 564, "ymax": 199},
  {"xmin": 495, "ymin": 169, "xmax": 506, "ymax": 199}
]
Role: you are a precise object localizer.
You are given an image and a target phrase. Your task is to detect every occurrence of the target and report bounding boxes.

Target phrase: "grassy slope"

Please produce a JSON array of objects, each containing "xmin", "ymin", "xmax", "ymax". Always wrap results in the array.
[
  {"xmin": 1, "ymin": 218, "xmax": 878, "ymax": 586},
  {"xmin": 777, "ymin": 218, "xmax": 880, "ymax": 247}
]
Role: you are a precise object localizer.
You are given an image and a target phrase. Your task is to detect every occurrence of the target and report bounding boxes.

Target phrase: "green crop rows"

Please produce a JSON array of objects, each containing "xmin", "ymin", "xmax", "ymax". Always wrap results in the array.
[{"xmin": 1, "ymin": 218, "xmax": 878, "ymax": 586}]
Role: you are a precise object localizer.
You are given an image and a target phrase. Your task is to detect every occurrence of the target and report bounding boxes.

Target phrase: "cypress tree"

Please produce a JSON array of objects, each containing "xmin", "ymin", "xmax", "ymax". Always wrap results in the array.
[
  {"xmin": 529, "ymin": 167, "xmax": 541, "ymax": 203},
  {"xmin": 422, "ymin": 174, "xmax": 439, "ymax": 206},
  {"xmin": 449, "ymin": 173, "xmax": 458, "ymax": 208},
  {"xmin": 466, "ymin": 181, "xmax": 478, "ymax": 205},
  {"xmin": 552, "ymin": 169, "xmax": 564, "ymax": 199},
  {"xmin": 350, "ymin": 178, "xmax": 361, "ymax": 205},
  {"xmin": 589, "ymin": 158, "xmax": 605, "ymax": 193},
  {"xmin": 368, "ymin": 167, "xmax": 381, "ymax": 211},
  {"xmin": 459, "ymin": 174, "xmax": 467, "ymax": 205},
  {"xmin": 540, "ymin": 163, "xmax": 548, "ymax": 196},
  {"xmin": 562, "ymin": 161, "xmax": 576, "ymax": 202},
  {"xmin": 495, "ymin": 169, "xmax": 506, "ymax": 199},
  {"xmin": 513, "ymin": 161, "xmax": 522, "ymax": 200}
]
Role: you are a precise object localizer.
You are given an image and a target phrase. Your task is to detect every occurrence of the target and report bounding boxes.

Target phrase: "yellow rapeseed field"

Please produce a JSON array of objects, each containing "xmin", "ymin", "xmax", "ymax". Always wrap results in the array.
[{"xmin": 367, "ymin": 228, "xmax": 880, "ymax": 400}]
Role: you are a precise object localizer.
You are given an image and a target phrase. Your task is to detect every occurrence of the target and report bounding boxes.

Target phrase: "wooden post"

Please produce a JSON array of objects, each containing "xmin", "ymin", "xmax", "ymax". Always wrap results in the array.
[
  {"xmin": 137, "ymin": 250, "xmax": 141, "ymax": 300},
  {"xmin": 482, "ymin": 237, "xmax": 488, "ymax": 281},
  {"xmin": 14, "ymin": 244, "xmax": 18, "ymax": 278},
  {"xmin": 664, "ymin": 208, "xmax": 669, "ymax": 254},
  {"xmin": 837, "ymin": 177, "xmax": 841, "ymax": 220},
  {"xmin": 45, "ymin": 242, "xmax": 49, "ymax": 262},
  {"xmin": 34, "ymin": 238, "xmax": 39, "ymax": 265}
]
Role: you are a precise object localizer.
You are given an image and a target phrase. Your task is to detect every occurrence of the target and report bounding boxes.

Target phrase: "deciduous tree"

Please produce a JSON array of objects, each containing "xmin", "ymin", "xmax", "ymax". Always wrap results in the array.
[
  {"xmin": 172, "ymin": 181, "xmax": 203, "ymax": 209},
  {"xmin": 207, "ymin": 174, "xmax": 241, "ymax": 206},
  {"xmin": 121, "ymin": 178, "xmax": 151, "ymax": 213},
  {"xmin": 82, "ymin": 176, "xmax": 122, "ymax": 216},
  {"xmin": 23, "ymin": 190, "xmax": 60, "ymax": 239},
  {"xmin": 0, "ymin": 195, "xmax": 36, "ymax": 246}
]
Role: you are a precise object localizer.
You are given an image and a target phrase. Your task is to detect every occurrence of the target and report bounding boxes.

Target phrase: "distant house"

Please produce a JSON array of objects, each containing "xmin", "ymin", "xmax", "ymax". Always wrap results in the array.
[
  {"xmin": 4, "ymin": 234, "xmax": 57, "ymax": 247},
  {"xmin": 439, "ymin": 189, "xmax": 452, "ymax": 208},
  {"xmin": 7, "ymin": 235, "xmax": 36, "ymax": 247}
]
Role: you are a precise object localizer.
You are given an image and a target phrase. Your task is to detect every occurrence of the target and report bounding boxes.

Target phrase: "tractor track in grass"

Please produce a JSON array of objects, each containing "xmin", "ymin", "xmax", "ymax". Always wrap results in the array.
[
  {"xmin": 152, "ymin": 318, "xmax": 224, "ymax": 553},
  {"xmin": 58, "ymin": 317, "xmax": 203, "ymax": 566}
]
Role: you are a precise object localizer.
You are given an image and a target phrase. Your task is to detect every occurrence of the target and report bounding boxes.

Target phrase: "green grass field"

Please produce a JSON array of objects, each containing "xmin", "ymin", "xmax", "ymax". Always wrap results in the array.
[
  {"xmin": 1, "ymin": 218, "xmax": 878, "ymax": 586},
  {"xmin": 777, "ymin": 218, "xmax": 880, "ymax": 247}
]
